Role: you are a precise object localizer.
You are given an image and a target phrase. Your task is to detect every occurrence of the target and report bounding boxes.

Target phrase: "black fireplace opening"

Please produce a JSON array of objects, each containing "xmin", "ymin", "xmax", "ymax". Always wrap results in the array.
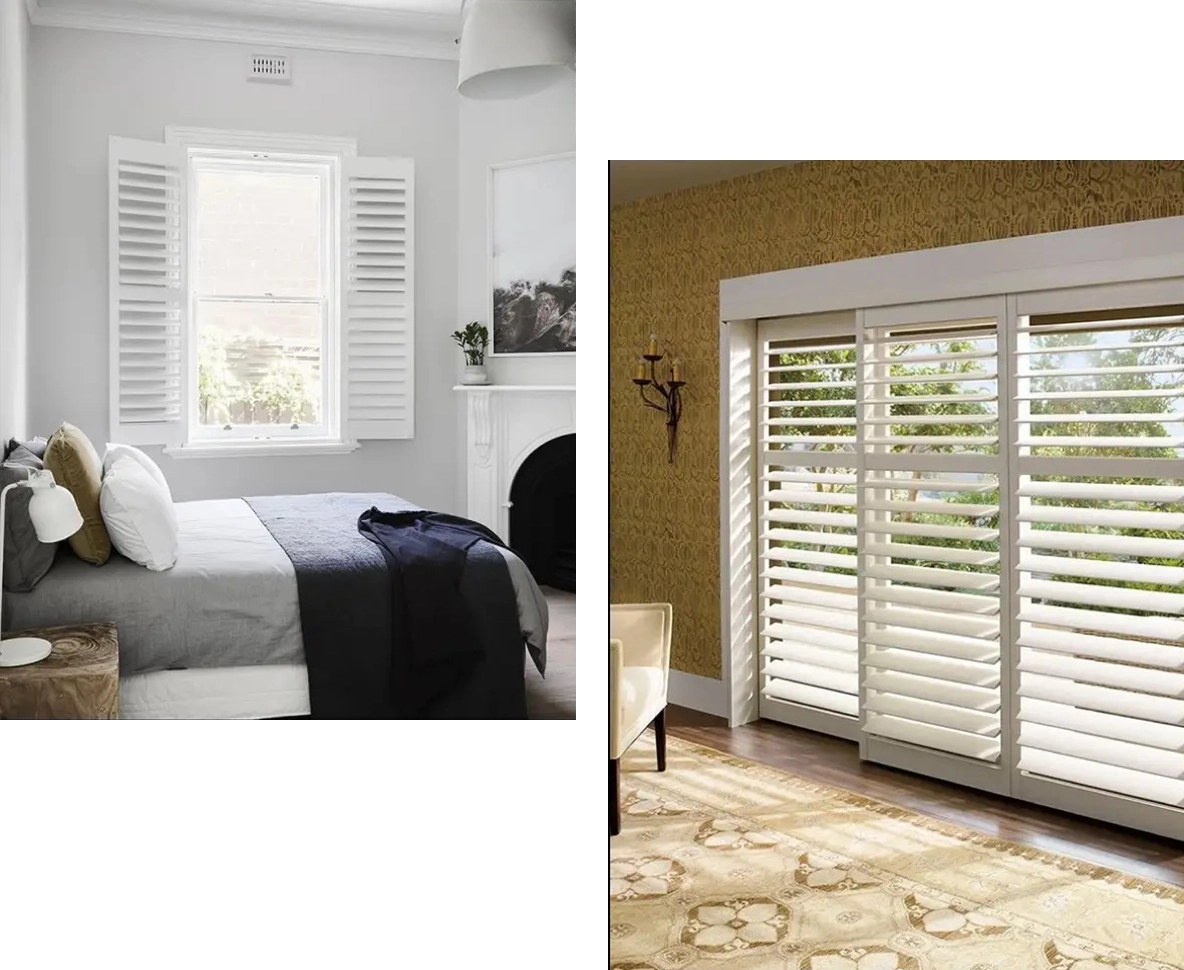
[{"xmin": 509, "ymin": 433, "xmax": 575, "ymax": 592}]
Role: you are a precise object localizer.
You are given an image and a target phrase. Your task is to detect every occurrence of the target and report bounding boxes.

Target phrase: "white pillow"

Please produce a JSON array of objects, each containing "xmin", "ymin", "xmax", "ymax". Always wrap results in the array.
[
  {"xmin": 102, "ymin": 442, "xmax": 171, "ymax": 501},
  {"xmin": 99, "ymin": 456, "xmax": 178, "ymax": 570}
]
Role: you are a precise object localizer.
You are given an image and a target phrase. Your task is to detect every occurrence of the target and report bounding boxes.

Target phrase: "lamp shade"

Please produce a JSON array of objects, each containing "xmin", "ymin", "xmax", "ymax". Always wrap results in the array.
[
  {"xmin": 458, "ymin": 0, "xmax": 575, "ymax": 100},
  {"xmin": 28, "ymin": 483, "xmax": 83, "ymax": 543}
]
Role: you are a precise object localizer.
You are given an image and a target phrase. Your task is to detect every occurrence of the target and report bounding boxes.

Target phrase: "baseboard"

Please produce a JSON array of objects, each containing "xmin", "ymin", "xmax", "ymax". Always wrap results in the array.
[{"xmin": 668, "ymin": 670, "xmax": 728, "ymax": 718}]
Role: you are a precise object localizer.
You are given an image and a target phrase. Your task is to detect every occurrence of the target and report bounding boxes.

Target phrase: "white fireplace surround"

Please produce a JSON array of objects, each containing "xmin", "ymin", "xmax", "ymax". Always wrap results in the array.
[{"xmin": 455, "ymin": 385, "xmax": 575, "ymax": 542}]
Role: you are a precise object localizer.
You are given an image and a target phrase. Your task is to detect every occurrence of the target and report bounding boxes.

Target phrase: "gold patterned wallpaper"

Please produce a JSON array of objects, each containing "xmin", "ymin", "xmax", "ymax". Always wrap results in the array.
[{"xmin": 609, "ymin": 160, "xmax": 1184, "ymax": 679}]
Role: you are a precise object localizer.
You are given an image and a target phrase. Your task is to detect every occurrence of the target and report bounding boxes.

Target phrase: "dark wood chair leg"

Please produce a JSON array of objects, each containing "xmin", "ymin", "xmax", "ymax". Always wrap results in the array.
[
  {"xmin": 610, "ymin": 758, "xmax": 621, "ymax": 836},
  {"xmin": 654, "ymin": 706, "xmax": 667, "ymax": 772}
]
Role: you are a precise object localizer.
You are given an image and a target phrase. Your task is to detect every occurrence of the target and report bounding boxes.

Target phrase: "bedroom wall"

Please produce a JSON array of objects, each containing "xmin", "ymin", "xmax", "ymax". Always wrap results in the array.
[
  {"xmin": 609, "ymin": 160, "xmax": 1184, "ymax": 680},
  {"xmin": 27, "ymin": 26, "xmax": 461, "ymax": 507},
  {"xmin": 454, "ymin": 74, "xmax": 576, "ymax": 509},
  {"xmin": 0, "ymin": 0, "xmax": 29, "ymax": 442}
]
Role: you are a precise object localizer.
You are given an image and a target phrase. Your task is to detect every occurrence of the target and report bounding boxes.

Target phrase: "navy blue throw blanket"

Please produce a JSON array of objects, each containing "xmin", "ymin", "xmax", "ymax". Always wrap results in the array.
[
  {"xmin": 245, "ymin": 493, "xmax": 527, "ymax": 719},
  {"xmin": 357, "ymin": 508, "xmax": 519, "ymax": 717}
]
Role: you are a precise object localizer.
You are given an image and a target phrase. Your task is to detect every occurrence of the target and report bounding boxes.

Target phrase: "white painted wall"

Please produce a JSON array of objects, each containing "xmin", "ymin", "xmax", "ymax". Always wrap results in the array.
[
  {"xmin": 27, "ymin": 27, "xmax": 461, "ymax": 506},
  {"xmin": 454, "ymin": 72, "xmax": 575, "ymax": 507},
  {"xmin": 0, "ymin": 0, "xmax": 29, "ymax": 442}
]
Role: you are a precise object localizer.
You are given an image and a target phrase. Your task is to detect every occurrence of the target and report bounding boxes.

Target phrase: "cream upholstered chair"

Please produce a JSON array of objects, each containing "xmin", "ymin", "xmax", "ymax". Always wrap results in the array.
[{"xmin": 609, "ymin": 602, "xmax": 672, "ymax": 835}]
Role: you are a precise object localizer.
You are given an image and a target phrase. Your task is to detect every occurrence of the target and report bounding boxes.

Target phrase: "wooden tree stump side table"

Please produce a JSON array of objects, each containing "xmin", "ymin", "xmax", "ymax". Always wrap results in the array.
[{"xmin": 0, "ymin": 623, "xmax": 119, "ymax": 719}]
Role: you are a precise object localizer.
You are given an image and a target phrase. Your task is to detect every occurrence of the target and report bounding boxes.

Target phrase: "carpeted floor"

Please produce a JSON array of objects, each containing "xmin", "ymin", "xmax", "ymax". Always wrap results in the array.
[
  {"xmin": 611, "ymin": 735, "xmax": 1184, "ymax": 970},
  {"xmin": 525, "ymin": 586, "xmax": 575, "ymax": 719}
]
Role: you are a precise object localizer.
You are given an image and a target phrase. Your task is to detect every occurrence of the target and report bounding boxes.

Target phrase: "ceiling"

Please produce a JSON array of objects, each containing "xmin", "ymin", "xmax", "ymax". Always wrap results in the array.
[
  {"xmin": 609, "ymin": 161, "xmax": 796, "ymax": 207},
  {"xmin": 25, "ymin": 0, "xmax": 466, "ymax": 59}
]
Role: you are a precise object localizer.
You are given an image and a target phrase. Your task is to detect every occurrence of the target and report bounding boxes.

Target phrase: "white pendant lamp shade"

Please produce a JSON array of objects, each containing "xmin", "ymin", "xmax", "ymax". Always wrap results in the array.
[
  {"xmin": 28, "ymin": 483, "xmax": 83, "ymax": 543},
  {"xmin": 458, "ymin": 0, "xmax": 575, "ymax": 100}
]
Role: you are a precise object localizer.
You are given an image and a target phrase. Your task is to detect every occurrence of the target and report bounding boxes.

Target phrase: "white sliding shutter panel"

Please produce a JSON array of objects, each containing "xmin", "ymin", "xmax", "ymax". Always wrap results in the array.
[
  {"xmin": 342, "ymin": 155, "xmax": 414, "ymax": 439},
  {"xmin": 757, "ymin": 319, "xmax": 860, "ymax": 725},
  {"xmin": 861, "ymin": 302, "xmax": 1006, "ymax": 762},
  {"xmin": 108, "ymin": 137, "xmax": 184, "ymax": 446},
  {"xmin": 1015, "ymin": 301, "xmax": 1184, "ymax": 806}
]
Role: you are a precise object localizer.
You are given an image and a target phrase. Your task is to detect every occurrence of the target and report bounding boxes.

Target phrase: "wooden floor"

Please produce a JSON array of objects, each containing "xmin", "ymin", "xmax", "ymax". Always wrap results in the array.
[
  {"xmin": 667, "ymin": 705, "xmax": 1184, "ymax": 888},
  {"xmin": 525, "ymin": 587, "xmax": 575, "ymax": 719}
]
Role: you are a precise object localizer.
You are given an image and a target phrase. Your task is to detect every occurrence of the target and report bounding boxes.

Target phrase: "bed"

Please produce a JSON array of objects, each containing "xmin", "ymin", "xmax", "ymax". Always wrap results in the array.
[{"xmin": 6, "ymin": 493, "xmax": 549, "ymax": 719}]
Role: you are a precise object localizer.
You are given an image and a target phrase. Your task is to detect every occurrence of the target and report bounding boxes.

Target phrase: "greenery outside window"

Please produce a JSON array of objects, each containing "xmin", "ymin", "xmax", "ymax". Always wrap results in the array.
[{"xmin": 189, "ymin": 152, "xmax": 336, "ymax": 441}]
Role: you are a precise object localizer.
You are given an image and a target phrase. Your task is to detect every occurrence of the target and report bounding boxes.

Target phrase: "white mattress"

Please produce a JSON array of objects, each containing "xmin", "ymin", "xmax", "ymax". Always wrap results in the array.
[{"xmin": 119, "ymin": 664, "xmax": 311, "ymax": 719}]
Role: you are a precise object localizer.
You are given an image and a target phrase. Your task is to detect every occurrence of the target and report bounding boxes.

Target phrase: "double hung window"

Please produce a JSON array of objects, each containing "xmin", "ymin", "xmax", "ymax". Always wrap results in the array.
[{"xmin": 108, "ymin": 129, "xmax": 415, "ymax": 451}]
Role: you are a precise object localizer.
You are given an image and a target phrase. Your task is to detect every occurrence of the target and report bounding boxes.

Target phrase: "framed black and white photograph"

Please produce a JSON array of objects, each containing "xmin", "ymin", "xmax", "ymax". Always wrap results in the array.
[{"xmin": 488, "ymin": 152, "xmax": 575, "ymax": 356}]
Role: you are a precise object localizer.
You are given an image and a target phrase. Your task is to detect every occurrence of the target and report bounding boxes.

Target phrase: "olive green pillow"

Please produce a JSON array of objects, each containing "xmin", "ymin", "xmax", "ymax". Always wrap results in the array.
[{"xmin": 43, "ymin": 422, "xmax": 110, "ymax": 565}]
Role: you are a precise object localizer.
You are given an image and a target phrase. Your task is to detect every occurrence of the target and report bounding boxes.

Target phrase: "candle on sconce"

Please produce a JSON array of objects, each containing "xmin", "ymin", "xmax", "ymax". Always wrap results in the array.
[
  {"xmin": 672, "ymin": 358, "xmax": 683, "ymax": 382},
  {"xmin": 635, "ymin": 357, "xmax": 646, "ymax": 381},
  {"xmin": 648, "ymin": 332, "xmax": 659, "ymax": 356}
]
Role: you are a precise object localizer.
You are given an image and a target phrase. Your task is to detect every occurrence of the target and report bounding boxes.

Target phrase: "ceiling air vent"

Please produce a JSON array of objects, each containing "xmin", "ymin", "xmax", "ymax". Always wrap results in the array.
[{"xmin": 248, "ymin": 53, "xmax": 291, "ymax": 83}]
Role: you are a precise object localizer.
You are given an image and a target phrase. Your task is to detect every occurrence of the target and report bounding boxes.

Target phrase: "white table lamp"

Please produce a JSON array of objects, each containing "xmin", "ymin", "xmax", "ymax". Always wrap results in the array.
[{"xmin": 0, "ymin": 468, "xmax": 83, "ymax": 666}]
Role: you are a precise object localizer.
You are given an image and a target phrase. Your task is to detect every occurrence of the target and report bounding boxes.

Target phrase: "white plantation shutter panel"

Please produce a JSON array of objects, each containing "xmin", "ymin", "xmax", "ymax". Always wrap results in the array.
[
  {"xmin": 757, "ymin": 318, "xmax": 860, "ymax": 726},
  {"xmin": 1014, "ymin": 298, "xmax": 1184, "ymax": 807},
  {"xmin": 342, "ymin": 155, "xmax": 414, "ymax": 440},
  {"xmin": 860, "ymin": 300, "xmax": 1006, "ymax": 763},
  {"xmin": 108, "ymin": 137, "xmax": 184, "ymax": 446}
]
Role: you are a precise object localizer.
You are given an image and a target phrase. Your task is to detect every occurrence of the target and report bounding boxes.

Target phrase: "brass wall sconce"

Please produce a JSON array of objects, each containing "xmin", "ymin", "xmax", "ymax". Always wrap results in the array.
[{"xmin": 632, "ymin": 333, "xmax": 686, "ymax": 463}]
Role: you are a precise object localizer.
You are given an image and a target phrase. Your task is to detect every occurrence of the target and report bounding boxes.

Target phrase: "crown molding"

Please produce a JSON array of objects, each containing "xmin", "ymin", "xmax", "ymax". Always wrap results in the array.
[{"xmin": 25, "ymin": 0, "xmax": 462, "ymax": 61}]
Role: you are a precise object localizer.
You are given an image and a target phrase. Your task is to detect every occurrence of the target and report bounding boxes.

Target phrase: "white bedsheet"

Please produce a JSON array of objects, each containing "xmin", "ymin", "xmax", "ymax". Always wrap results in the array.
[{"xmin": 120, "ymin": 665, "xmax": 311, "ymax": 719}]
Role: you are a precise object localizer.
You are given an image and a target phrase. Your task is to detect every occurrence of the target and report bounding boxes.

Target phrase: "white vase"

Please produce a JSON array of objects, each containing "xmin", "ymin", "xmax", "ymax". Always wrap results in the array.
[{"xmin": 461, "ymin": 363, "xmax": 489, "ymax": 385}]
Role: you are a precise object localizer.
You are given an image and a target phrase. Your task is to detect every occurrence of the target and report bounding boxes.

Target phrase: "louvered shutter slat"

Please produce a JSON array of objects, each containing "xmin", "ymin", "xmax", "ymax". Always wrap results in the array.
[
  {"xmin": 762, "ymin": 641, "xmax": 859, "ymax": 671},
  {"xmin": 762, "ymin": 624, "xmax": 857, "ymax": 654},
  {"xmin": 864, "ymin": 625, "xmax": 1000, "ymax": 663},
  {"xmin": 763, "ymin": 680, "xmax": 859, "ymax": 717},
  {"xmin": 1019, "ymin": 697, "xmax": 1184, "ymax": 751},
  {"xmin": 865, "ymin": 712, "xmax": 1002, "ymax": 761},
  {"xmin": 342, "ymin": 156, "xmax": 414, "ymax": 440},
  {"xmin": 1018, "ymin": 749, "xmax": 1184, "ymax": 807},
  {"xmin": 867, "ymin": 692, "xmax": 1000, "ymax": 736},
  {"xmin": 109, "ymin": 137, "xmax": 184, "ymax": 446}
]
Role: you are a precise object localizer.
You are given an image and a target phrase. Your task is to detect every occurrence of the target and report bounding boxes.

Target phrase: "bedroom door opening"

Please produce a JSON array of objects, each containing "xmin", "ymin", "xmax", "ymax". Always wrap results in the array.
[{"xmin": 509, "ymin": 433, "xmax": 576, "ymax": 592}]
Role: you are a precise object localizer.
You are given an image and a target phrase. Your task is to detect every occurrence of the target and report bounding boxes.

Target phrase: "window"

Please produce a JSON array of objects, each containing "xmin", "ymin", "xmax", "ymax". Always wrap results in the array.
[
  {"xmin": 191, "ymin": 155, "xmax": 333, "ymax": 440},
  {"xmin": 108, "ymin": 130, "xmax": 415, "ymax": 453}
]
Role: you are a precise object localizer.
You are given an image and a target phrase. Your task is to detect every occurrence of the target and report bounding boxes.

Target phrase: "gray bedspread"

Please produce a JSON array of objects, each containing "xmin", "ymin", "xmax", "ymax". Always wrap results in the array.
[{"xmin": 6, "ymin": 498, "xmax": 304, "ymax": 675}]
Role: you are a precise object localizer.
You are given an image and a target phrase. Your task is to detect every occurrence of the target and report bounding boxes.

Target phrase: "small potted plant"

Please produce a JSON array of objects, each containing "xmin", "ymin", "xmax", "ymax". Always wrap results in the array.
[{"xmin": 452, "ymin": 321, "xmax": 490, "ymax": 385}]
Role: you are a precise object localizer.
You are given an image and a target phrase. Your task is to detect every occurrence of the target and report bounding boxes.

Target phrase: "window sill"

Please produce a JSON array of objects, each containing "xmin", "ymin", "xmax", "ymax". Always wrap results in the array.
[{"xmin": 163, "ymin": 440, "xmax": 360, "ymax": 459}]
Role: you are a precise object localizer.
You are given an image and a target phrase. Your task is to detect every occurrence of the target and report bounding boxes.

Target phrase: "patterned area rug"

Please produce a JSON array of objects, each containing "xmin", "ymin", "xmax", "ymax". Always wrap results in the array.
[{"xmin": 611, "ymin": 735, "xmax": 1184, "ymax": 970}]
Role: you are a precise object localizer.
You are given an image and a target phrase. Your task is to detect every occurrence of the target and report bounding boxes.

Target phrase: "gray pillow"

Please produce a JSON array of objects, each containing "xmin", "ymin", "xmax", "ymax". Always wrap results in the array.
[
  {"xmin": 6, "ymin": 436, "xmax": 49, "ymax": 460},
  {"xmin": 1, "ymin": 449, "xmax": 58, "ymax": 592}
]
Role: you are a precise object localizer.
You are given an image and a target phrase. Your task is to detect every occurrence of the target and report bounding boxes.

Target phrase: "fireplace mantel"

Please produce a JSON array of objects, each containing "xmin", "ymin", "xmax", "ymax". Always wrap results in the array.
[{"xmin": 454, "ymin": 385, "xmax": 576, "ymax": 542}]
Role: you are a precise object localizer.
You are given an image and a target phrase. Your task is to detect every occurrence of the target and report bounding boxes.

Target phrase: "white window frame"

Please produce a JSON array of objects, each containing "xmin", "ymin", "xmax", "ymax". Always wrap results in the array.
[
  {"xmin": 719, "ymin": 215, "xmax": 1184, "ymax": 841},
  {"xmin": 165, "ymin": 127, "xmax": 360, "ymax": 457},
  {"xmin": 187, "ymin": 152, "xmax": 335, "ymax": 442}
]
